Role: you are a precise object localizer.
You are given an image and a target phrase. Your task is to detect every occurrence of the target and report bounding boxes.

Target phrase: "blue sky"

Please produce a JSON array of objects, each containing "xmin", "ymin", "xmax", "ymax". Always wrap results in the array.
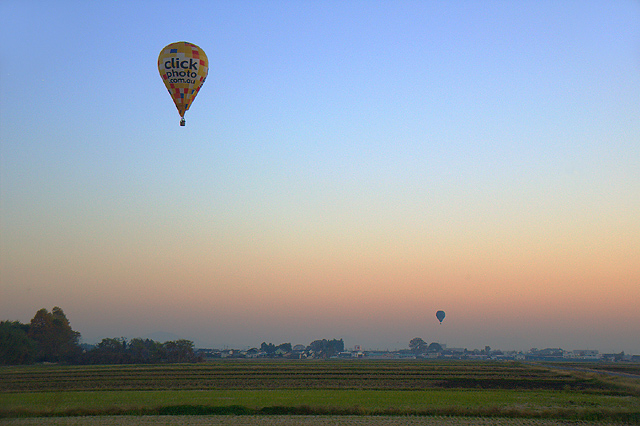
[{"xmin": 1, "ymin": 1, "xmax": 639, "ymax": 353}]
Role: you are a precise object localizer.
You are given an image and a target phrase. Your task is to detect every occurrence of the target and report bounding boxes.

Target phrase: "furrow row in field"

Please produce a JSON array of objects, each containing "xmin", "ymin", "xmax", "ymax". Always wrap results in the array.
[
  {"xmin": 1, "ymin": 377, "xmax": 599, "ymax": 392},
  {"xmin": 0, "ymin": 363, "xmax": 585, "ymax": 392}
]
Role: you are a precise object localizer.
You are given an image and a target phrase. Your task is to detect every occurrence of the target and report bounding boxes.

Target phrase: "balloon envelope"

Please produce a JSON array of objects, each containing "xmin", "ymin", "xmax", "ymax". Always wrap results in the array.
[
  {"xmin": 436, "ymin": 310, "xmax": 445, "ymax": 323},
  {"xmin": 158, "ymin": 42, "xmax": 208, "ymax": 124}
]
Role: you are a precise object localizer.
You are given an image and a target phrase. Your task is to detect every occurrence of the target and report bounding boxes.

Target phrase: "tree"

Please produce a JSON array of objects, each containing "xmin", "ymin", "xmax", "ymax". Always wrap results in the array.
[
  {"xmin": 427, "ymin": 342, "xmax": 443, "ymax": 353},
  {"xmin": 259, "ymin": 342, "xmax": 293, "ymax": 358},
  {"xmin": 261, "ymin": 342, "xmax": 277, "ymax": 354},
  {"xmin": 0, "ymin": 321, "xmax": 36, "ymax": 365},
  {"xmin": 87, "ymin": 337, "xmax": 130, "ymax": 364},
  {"xmin": 27, "ymin": 307, "xmax": 81, "ymax": 363},
  {"xmin": 128, "ymin": 338, "xmax": 163, "ymax": 364},
  {"xmin": 163, "ymin": 339, "xmax": 198, "ymax": 363},
  {"xmin": 276, "ymin": 343, "xmax": 292, "ymax": 353},
  {"xmin": 82, "ymin": 337, "xmax": 199, "ymax": 364},
  {"xmin": 330, "ymin": 339, "xmax": 345, "ymax": 356},
  {"xmin": 409, "ymin": 337, "xmax": 428, "ymax": 354},
  {"xmin": 308, "ymin": 339, "xmax": 344, "ymax": 358}
]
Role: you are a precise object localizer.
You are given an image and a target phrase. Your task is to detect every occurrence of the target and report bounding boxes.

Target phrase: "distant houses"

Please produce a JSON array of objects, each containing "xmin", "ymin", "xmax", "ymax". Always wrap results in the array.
[{"xmin": 194, "ymin": 344, "xmax": 635, "ymax": 362}]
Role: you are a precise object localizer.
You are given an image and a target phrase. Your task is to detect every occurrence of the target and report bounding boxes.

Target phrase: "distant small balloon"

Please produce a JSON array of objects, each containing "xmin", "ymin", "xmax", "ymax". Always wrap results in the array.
[{"xmin": 436, "ymin": 310, "xmax": 445, "ymax": 324}]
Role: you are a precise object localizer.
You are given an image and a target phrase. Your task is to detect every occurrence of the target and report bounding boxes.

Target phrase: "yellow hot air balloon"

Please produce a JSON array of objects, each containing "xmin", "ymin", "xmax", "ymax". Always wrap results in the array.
[{"xmin": 158, "ymin": 42, "xmax": 208, "ymax": 126}]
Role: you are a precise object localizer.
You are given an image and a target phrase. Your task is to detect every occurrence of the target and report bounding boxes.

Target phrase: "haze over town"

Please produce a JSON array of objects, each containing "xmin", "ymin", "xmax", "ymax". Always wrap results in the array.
[{"xmin": 1, "ymin": 1, "xmax": 639, "ymax": 355}]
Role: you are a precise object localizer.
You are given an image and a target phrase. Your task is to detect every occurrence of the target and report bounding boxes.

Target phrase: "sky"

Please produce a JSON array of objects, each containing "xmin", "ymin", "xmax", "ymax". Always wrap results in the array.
[{"xmin": 1, "ymin": 1, "xmax": 639, "ymax": 354}]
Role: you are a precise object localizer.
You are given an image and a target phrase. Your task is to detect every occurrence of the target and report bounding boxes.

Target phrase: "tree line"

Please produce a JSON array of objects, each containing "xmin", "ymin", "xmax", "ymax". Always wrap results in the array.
[
  {"xmin": 409, "ymin": 337, "xmax": 443, "ymax": 354},
  {"xmin": 0, "ymin": 307, "xmax": 199, "ymax": 365},
  {"xmin": 257, "ymin": 338, "xmax": 345, "ymax": 359},
  {"xmin": 0, "ymin": 307, "xmax": 345, "ymax": 365}
]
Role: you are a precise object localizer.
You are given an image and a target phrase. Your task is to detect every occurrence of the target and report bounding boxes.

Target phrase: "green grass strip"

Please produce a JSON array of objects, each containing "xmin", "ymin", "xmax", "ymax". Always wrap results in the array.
[{"xmin": 2, "ymin": 389, "xmax": 639, "ymax": 421}]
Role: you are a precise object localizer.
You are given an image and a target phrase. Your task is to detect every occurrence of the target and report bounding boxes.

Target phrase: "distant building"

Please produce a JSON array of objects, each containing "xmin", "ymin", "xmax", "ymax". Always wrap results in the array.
[
  {"xmin": 565, "ymin": 350, "xmax": 600, "ymax": 360},
  {"xmin": 525, "ymin": 348, "xmax": 565, "ymax": 361}
]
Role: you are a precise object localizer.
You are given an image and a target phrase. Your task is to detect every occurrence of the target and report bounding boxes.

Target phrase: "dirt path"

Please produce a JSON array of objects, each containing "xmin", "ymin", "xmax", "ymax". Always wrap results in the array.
[{"xmin": 0, "ymin": 416, "xmax": 636, "ymax": 426}]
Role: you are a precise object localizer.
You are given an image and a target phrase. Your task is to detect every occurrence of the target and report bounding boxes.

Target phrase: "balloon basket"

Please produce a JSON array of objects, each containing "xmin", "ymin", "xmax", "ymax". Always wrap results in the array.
[{"xmin": 180, "ymin": 118, "xmax": 186, "ymax": 126}]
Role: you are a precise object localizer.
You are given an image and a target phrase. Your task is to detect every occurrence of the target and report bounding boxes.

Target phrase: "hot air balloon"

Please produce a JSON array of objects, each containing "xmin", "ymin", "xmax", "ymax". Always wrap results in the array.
[
  {"xmin": 436, "ymin": 310, "xmax": 445, "ymax": 324},
  {"xmin": 158, "ymin": 42, "xmax": 208, "ymax": 126}
]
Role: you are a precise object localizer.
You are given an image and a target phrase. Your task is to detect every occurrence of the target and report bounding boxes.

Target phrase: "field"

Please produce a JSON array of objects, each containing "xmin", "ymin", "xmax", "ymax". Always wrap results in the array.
[
  {"xmin": 1, "ymin": 361, "xmax": 639, "ymax": 425},
  {"xmin": 1, "ymin": 415, "xmax": 638, "ymax": 426}
]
